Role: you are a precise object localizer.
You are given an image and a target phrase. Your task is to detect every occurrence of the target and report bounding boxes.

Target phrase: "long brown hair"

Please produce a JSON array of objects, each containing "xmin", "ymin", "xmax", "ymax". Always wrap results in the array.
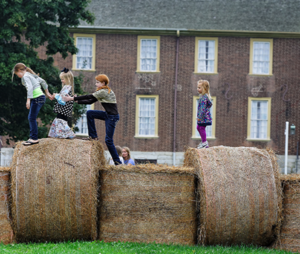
[
  {"xmin": 122, "ymin": 146, "xmax": 131, "ymax": 159},
  {"xmin": 12, "ymin": 63, "xmax": 37, "ymax": 81},
  {"xmin": 197, "ymin": 79, "xmax": 212, "ymax": 99}
]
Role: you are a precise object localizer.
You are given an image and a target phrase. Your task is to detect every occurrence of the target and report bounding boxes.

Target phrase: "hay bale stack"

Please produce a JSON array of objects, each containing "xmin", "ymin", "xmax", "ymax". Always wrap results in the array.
[
  {"xmin": 273, "ymin": 174, "xmax": 300, "ymax": 253},
  {"xmin": 184, "ymin": 146, "xmax": 282, "ymax": 246},
  {"xmin": 10, "ymin": 138, "xmax": 106, "ymax": 242},
  {"xmin": 0, "ymin": 167, "xmax": 14, "ymax": 244},
  {"xmin": 99, "ymin": 164, "xmax": 197, "ymax": 245}
]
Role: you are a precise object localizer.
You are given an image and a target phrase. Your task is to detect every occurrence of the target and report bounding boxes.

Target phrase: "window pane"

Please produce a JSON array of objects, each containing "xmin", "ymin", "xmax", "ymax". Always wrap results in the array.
[
  {"xmin": 198, "ymin": 40, "xmax": 215, "ymax": 73},
  {"xmin": 140, "ymin": 39, "xmax": 157, "ymax": 71},
  {"xmin": 75, "ymin": 104, "xmax": 92, "ymax": 135},
  {"xmin": 139, "ymin": 98, "xmax": 156, "ymax": 136},
  {"xmin": 76, "ymin": 37, "xmax": 93, "ymax": 70},
  {"xmin": 252, "ymin": 41, "xmax": 270, "ymax": 74},
  {"xmin": 250, "ymin": 100, "xmax": 268, "ymax": 139}
]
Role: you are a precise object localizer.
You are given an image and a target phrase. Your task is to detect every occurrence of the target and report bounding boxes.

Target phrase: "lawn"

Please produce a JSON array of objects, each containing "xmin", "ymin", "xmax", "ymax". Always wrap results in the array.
[{"xmin": 0, "ymin": 241, "xmax": 293, "ymax": 254}]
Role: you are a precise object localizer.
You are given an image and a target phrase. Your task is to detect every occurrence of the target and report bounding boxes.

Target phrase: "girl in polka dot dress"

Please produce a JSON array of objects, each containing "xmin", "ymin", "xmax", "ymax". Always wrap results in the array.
[{"xmin": 48, "ymin": 68, "xmax": 76, "ymax": 139}]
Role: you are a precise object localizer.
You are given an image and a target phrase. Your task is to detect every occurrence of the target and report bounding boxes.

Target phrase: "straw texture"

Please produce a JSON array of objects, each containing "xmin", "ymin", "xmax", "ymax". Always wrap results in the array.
[
  {"xmin": 10, "ymin": 138, "xmax": 105, "ymax": 242},
  {"xmin": 272, "ymin": 174, "xmax": 300, "ymax": 253},
  {"xmin": 184, "ymin": 146, "xmax": 282, "ymax": 246},
  {"xmin": 99, "ymin": 164, "xmax": 197, "ymax": 245},
  {"xmin": 0, "ymin": 167, "xmax": 14, "ymax": 244}
]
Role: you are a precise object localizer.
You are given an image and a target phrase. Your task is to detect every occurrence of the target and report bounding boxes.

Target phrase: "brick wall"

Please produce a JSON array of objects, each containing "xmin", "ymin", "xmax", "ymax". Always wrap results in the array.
[{"xmin": 30, "ymin": 35, "xmax": 300, "ymax": 155}]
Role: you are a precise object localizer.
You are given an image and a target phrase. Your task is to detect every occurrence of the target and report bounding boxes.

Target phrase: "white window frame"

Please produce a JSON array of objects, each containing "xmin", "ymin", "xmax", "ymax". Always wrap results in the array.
[
  {"xmin": 249, "ymin": 39, "xmax": 273, "ymax": 76},
  {"xmin": 192, "ymin": 96, "xmax": 216, "ymax": 139},
  {"xmin": 137, "ymin": 36, "xmax": 160, "ymax": 73},
  {"xmin": 75, "ymin": 104, "xmax": 94, "ymax": 136},
  {"xmin": 247, "ymin": 97, "xmax": 271, "ymax": 141},
  {"xmin": 194, "ymin": 37, "xmax": 218, "ymax": 74},
  {"xmin": 72, "ymin": 34, "xmax": 96, "ymax": 71},
  {"xmin": 135, "ymin": 95, "xmax": 159, "ymax": 138}
]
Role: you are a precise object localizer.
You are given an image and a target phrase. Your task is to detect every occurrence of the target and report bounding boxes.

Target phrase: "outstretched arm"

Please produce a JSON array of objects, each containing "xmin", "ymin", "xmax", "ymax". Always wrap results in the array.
[{"xmin": 63, "ymin": 94, "xmax": 97, "ymax": 105}]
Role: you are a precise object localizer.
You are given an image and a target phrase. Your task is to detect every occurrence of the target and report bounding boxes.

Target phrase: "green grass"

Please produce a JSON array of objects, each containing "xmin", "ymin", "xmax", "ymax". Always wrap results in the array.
[{"xmin": 0, "ymin": 241, "xmax": 293, "ymax": 254}]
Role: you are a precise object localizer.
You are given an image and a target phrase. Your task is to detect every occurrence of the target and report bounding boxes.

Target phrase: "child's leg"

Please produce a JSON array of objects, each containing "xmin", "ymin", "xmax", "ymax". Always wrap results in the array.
[
  {"xmin": 197, "ymin": 125, "xmax": 207, "ymax": 142},
  {"xmin": 86, "ymin": 110, "xmax": 107, "ymax": 138},
  {"xmin": 105, "ymin": 114, "xmax": 122, "ymax": 165},
  {"xmin": 28, "ymin": 96, "xmax": 45, "ymax": 140}
]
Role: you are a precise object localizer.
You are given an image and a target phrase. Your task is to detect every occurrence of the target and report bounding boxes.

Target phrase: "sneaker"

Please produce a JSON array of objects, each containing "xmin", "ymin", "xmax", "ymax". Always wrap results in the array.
[
  {"xmin": 197, "ymin": 141, "xmax": 208, "ymax": 149},
  {"xmin": 196, "ymin": 142, "xmax": 203, "ymax": 149}
]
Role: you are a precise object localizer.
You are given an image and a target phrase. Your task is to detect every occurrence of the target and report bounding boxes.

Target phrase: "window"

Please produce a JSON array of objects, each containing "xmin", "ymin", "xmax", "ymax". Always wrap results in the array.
[
  {"xmin": 75, "ymin": 104, "xmax": 94, "ymax": 136},
  {"xmin": 247, "ymin": 97, "xmax": 271, "ymax": 141},
  {"xmin": 135, "ymin": 95, "xmax": 159, "ymax": 138},
  {"xmin": 192, "ymin": 96, "xmax": 216, "ymax": 139},
  {"xmin": 249, "ymin": 39, "xmax": 273, "ymax": 75},
  {"xmin": 72, "ymin": 34, "xmax": 96, "ymax": 71},
  {"xmin": 137, "ymin": 36, "xmax": 160, "ymax": 72},
  {"xmin": 195, "ymin": 37, "xmax": 218, "ymax": 74}
]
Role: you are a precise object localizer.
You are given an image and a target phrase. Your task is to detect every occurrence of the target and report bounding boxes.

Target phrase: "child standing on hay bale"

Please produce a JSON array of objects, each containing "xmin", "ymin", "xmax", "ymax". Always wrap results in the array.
[
  {"xmin": 48, "ymin": 68, "xmax": 76, "ymax": 139},
  {"xmin": 63, "ymin": 74, "xmax": 122, "ymax": 165},
  {"xmin": 196, "ymin": 79, "xmax": 212, "ymax": 149},
  {"xmin": 12, "ymin": 63, "xmax": 53, "ymax": 146}
]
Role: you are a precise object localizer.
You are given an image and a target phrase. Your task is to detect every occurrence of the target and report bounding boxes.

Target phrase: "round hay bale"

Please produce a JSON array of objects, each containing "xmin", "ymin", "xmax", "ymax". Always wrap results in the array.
[
  {"xmin": 10, "ymin": 138, "xmax": 106, "ymax": 242},
  {"xmin": 272, "ymin": 174, "xmax": 300, "ymax": 253},
  {"xmin": 184, "ymin": 146, "xmax": 282, "ymax": 246},
  {"xmin": 0, "ymin": 167, "xmax": 14, "ymax": 244},
  {"xmin": 99, "ymin": 164, "xmax": 197, "ymax": 245}
]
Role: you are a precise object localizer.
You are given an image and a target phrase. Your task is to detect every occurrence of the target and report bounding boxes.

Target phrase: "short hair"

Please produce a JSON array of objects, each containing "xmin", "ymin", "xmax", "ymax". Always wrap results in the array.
[{"xmin": 95, "ymin": 74, "xmax": 109, "ymax": 85}]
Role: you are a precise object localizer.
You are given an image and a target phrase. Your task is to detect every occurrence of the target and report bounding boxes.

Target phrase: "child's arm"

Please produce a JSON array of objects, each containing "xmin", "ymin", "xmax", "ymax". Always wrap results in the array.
[
  {"xmin": 22, "ymin": 76, "xmax": 34, "ymax": 99},
  {"xmin": 37, "ymin": 77, "xmax": 53, "ymax": 100},
  {"xmin": 64, "ymin": 94, "xmax": 97, "ymax": 105}
]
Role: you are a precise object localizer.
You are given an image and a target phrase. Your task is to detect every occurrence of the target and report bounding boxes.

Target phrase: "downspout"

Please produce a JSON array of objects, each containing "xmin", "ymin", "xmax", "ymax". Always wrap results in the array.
[{"xmin": 173, "ymin": 30, "xmax": 180, "ymax": 166}]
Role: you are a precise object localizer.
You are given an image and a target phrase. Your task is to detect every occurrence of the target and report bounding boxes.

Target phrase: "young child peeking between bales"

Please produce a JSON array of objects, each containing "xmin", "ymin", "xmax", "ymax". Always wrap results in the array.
[{"xmin": 64, "ymin": 74, "xmax": 122, "ymax": 165}]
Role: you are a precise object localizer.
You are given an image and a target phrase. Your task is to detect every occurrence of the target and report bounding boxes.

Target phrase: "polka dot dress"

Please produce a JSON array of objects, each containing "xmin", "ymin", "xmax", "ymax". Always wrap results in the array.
[{"xmin": 53, "ymin": 90, "xmax": 74, "ymax": 118}]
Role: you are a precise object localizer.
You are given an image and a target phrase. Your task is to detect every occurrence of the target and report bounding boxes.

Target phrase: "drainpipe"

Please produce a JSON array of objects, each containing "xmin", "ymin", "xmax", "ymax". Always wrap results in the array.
[{"xmin": 173, "ymin": 30, "xmax": 180, "ymax": 166}]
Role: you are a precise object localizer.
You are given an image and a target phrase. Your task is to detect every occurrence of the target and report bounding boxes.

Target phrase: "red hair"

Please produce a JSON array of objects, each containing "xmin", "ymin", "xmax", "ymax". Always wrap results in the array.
[{"xmin": 95, "ymin": 74, "xmax": 109, "ymax": 85}]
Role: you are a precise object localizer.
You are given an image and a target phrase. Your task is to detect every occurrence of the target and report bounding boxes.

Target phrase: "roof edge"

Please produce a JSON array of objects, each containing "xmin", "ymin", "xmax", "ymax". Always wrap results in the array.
[{"xmin": 69, "ymin": 26, "xmax": 300, "ymax": 38}]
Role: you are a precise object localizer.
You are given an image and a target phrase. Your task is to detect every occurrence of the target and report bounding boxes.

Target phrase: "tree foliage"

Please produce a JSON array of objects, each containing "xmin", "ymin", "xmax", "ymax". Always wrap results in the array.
[{"xmin": 0, "ymin": 0, "xmax": 95, "ymax": 143}]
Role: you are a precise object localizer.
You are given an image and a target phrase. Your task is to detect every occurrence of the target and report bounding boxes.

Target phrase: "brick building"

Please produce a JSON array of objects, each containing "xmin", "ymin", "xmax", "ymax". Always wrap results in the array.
[{"xmin": 2, "ymin": 0, "xmax": 300, "ymax": 167}]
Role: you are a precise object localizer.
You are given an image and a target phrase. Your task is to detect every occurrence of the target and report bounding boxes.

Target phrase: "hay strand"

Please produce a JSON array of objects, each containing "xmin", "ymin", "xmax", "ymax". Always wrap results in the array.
[
  {"xmin": 184, "ymin": 146, "xmax": 282, "ymax": 246},
  {"xmin": 272, "ymin": 174, "xmax": 300, "ymax": 253},
  {"xmin": 0, "ymin": 168, "xmax": 14, "ymax": 244},
  {"xmin": 98, "ymin": 164, "xmax": 197, "ymax": 245},
  {"xmin": 10, "ymin": 138, "xmax": 106, "ymax": 242}
]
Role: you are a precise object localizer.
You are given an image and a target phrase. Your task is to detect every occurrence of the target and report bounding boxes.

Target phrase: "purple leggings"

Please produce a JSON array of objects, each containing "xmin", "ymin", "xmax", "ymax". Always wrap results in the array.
[{"xmin": 197, "ymin": 125, "xmax": 206, "ymax": 142}]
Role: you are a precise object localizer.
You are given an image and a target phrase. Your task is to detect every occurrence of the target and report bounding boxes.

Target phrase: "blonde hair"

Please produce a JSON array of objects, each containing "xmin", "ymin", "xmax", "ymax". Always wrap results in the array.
[
  {"xmin": 12, "ymin": 63, "xmax": 37, "ymax": 81},
  {"xmin": 122, "ymin": 146, "xmax": 131, "ymax": 159},
  {"xmin": 60, "ymin": 70, "xmax": 74, "ymax": 94},
  {"xmin": 197, "ymin": 79, "xmax": 212, "ymax": 99}
]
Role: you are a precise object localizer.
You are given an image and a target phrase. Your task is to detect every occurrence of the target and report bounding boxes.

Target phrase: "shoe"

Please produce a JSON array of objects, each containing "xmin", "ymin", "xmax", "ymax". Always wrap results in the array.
[
  {"xmin": 197, "ymin": 141, "xmax": 208, "ymax": 149},
  {"xmin": 197, "ymin": 142, "xmax": 203, "ymax": 149},
  {"xmin": 23, "ymin": 140, "xmax": 39, "ymax": 146},
  {"xmin": 81, "ymin": 137, "xmax": 98, "ymax": 141}
]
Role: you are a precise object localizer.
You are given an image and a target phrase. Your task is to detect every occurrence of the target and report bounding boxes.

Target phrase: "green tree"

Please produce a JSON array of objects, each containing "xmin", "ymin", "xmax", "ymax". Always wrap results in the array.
[{"xmin": 0, "ymin": 0, "xmax": 95, "ymax": 144}]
